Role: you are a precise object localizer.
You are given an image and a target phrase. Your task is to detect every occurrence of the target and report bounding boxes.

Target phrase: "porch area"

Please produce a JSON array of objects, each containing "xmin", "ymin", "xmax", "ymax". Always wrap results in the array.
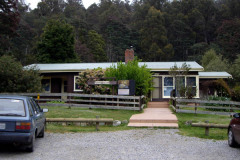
[{"xmin": 128, "ymin": 101, "xmax": 179, "ymax": 128}]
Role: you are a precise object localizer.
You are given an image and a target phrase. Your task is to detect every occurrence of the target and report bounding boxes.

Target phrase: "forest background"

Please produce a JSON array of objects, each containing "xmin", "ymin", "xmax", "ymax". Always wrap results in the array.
[{"xmin": 1, "ymin": 0, "xmax": 240, "ymax": 86}]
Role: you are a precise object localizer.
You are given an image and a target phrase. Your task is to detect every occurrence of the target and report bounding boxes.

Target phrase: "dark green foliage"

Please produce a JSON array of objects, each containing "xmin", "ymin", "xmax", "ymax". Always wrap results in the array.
[
  {"xmin": 231, "ymin": 86, "xmax": 240, "ymax": 101},
  {"xmin": 139, "ymin": 6, "xmax": 174, "ymax": 61},
  {"xmin": 0, "ymin": 55, "xmax": 42, "ymax": 93},
  {"xmin": 169, "ymin": 19, "xmax": 195, "ymax": 61},
  {"xmin": 217, "ymin": 19, "xmax": 240, "ymax": 61},
  {"xmin": 3, "ymin": 0, "xmax": 240, "ymax": 64},
  {"xmin": 101, "ymin": 19, "xmax": 135, "ymax": 62},
  {"xmin": 87, "ymin": 30, "xmax": 107, "ymax": 62},
  {"xmin": 105, "ymin": 59, "xmax": 153, "ymax": 96},
  {"xmin": 0, "ymin": 0, "xmax": 20, "ymax": 37},
  {"xmin": 0, "ymin": 0, "xmax": 20, "ymax": 55},
  {"xmin": 37, "ymin": 19, "xmax": 77, "ymax": 63}
]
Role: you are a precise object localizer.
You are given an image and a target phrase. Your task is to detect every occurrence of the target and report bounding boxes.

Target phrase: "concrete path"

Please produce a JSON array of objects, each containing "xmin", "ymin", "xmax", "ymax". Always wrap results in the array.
[{"xmin": 128, "ymin": 101, "xmax": 179, "ymax": 128}]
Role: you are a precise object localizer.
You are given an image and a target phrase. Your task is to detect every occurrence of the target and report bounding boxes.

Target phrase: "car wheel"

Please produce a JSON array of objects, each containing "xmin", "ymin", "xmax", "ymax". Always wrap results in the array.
[
  {"xmin": 26, "ymin": 132, "xmax": 35, "ymax": 152},
  {"xmin": 37, "ymin": 126, "xmax": 45, "ymax": 138},
  {"xmin": 228, "ymin": 128, "xmax": 238, "ymax": 147}
]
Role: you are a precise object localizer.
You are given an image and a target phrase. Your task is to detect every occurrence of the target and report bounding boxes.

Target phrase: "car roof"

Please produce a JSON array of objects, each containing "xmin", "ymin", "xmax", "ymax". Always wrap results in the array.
[{"xmin": 0, "ymin": 95, "xmax": 29, "ymax": 100}]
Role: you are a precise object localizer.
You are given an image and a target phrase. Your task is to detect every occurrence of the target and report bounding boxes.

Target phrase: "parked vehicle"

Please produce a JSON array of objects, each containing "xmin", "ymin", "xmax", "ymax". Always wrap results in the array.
[
  {"xmin": 228, "ymin": 113, "xmax": 240, "ymax": 147},
  {"xmin": 0, "ymin": 95, "xmax": 48, "ymax": 152}
]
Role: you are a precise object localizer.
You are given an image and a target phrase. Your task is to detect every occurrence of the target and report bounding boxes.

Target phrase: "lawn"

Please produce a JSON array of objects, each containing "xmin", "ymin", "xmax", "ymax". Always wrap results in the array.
[
  {"xmin": 43, "ymin": 106, "xmax": 140, "ymax": 133},
  {"xmin": 176, "ymin": 113, "xmax": 232, "ymax": 140},
  {"xmin": 43, "ymin": 106, "xmax": 232, "ymax": 140}
]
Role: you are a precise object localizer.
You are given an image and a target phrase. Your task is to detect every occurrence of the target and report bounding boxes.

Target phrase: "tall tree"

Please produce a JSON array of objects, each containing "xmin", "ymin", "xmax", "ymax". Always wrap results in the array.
[
  {"xmin": 140, "ymin": 6, "xmax": 173, "ymax": 61},
  {"xmin": 217, "ymin": 19, "xmax": 240, "ymax": 61},
  {"xmin": 101, "ymin": 19, "xmax": 134, "ymax": 61},
  {"xmin": 87, "ymin": 30, "xmax": 107, "ymax": 62},
  {"xmin": 169, "ymin": 19, "xmax": 195, "ymax": 60},
  {"xmin": 37, "ymin": 19, "xmax": 77, "ymax": 63},
  {"xmin": 0, "ymin": 0, "xmax": 20, "ymax": 55}
]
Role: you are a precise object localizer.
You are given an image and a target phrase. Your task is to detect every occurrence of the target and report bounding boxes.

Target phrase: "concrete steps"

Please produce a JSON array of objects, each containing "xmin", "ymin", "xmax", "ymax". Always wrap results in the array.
[
  {"xmin": 127, "ymin": 123, "xmax": 178, "ymax": 127},
  {"xmin": 147, "ymin": 102, "xmax": 169, "ymax": 108},
  {"xmin": 128, "ymin": 102, "xmax": 179, "ymax": 128}
]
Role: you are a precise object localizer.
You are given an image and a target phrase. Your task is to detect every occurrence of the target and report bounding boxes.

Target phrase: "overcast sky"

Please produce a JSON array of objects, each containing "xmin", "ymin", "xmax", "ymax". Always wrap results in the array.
[{"xmin": 25, "ymin": 0, "xmax": 100, "ymax": 9}]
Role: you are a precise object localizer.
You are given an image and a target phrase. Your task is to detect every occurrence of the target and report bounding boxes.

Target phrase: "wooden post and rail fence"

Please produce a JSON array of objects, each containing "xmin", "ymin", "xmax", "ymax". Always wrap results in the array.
[
  {"xmin": 170, "ymin": 98, "xmax": 240, "ymax": 116},
  {"xmin": 170, "ymin": 98, "xmax": 239, "ymax": 136},
  {"xmin": 1, "ymin": 93, "xmax": 146, "ymax": 111}
]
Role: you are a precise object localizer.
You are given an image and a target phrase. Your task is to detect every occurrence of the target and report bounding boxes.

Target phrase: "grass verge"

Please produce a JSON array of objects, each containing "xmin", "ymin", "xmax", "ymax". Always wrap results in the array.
[
  {"xmin": 176, "ymin": 113, "xmax": 231, "ymax": 140},
  {"xmin": 43, "ymin": 106, "xmax": 139, "ymax": 133}
]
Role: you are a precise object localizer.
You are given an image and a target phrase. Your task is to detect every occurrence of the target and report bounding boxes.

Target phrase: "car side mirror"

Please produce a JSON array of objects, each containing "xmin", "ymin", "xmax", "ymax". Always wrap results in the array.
[
  {"xmin": 233, "ymin": 113, "xmax": 240, "ymax": 118},
  {"xmin": 43, "ymin": 108, "xmax": 48, "ymax": 113}
]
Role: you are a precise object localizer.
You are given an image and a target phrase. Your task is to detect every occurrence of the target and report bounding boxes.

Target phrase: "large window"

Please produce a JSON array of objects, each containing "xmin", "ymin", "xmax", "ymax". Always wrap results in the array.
[
  {"xmin": 74, "ymin": 76, "xmax": 83, "ymax": 92},
  {"xmin": 41, "ymin": 79, "xmax": 51, "ymax": 92},
  {"xmin": 161, "ymin": 76, "xmax": 198, "ymax": 98},
  {"xmin": 187, "ymin": 77, "xmax": 197, "ymax": 96},
  {"xmin": 163, "ymin": 77, "xmax": 174, "ymax": 97},
  {"xmin": 175, "ymin": 76, "xmax": 185, "ymax": 97}
]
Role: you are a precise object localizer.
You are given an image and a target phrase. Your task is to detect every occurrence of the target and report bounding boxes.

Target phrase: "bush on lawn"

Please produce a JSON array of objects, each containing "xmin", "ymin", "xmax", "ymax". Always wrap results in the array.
[
  {"xmin": 77, "ymin": 68, "xmax": 111, "ymax": 94},
  {"xmin": 0, "ymin": 55, "xmax": 42, "ymax": 93},
  {"xmin": 105, "ymin": 58, "xmax": 153, "ymax": 96}
]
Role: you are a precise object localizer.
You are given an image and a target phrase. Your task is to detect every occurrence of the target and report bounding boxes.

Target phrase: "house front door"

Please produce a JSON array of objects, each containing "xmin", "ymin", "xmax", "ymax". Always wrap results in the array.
[
  {"xmin": 152, "ymin": 77, "xmax": 162, "ymax": 100},
  {"xmin": 51, "ymin": 78, "xmax": 62, "ymax": 93}
]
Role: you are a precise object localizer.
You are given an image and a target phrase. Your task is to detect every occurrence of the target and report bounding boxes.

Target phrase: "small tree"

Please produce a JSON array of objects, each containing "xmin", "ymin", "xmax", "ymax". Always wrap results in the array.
[
  {"xmin": 201, "ymin": 49, "xmax": 229, "ymax": 72},
  {"xmin": 0, "ymin": 55, "xmax": 42, "ymax": 93},
  {"xmin": 169, "ymin": 63, "xmax": 191, "ymax": 98},
  {"xmin": 105, "ymin": 58, "xmax": 153, "ymax": 96}
]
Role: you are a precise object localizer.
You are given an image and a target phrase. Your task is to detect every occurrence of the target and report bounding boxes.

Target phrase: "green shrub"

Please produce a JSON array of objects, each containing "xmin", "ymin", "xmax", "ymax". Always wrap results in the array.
[
  {"xmin": 0, "ymin": 55, "xmax": 42, "ymax": 93},
  {"xmin": 105, "ymin": 58, "xmax": 153, "ymax": 96},
  {"xmin": 231, "ymin": 85, "xmax": 240, "ymax": 101},
  {"xmin": 205, "ymin": 96, "xmax": 231, "ymax": 112}
]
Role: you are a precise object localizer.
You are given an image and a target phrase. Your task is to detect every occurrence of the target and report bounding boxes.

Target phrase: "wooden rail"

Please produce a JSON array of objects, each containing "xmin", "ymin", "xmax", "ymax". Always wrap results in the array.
[
  {"xmin": 46, "ymin": 117, "xmax": 114, "ymax": 131},
  {"xmin": 170, "ymin": 98, "xmax": 240, "ymax": 115},
  {"xmin": 1, "ymin": 93, "xmax": 145, "ymax": 111},
  {"xmin": 191, "ymin": 122, "xmax": 228, "ymax": 136}
]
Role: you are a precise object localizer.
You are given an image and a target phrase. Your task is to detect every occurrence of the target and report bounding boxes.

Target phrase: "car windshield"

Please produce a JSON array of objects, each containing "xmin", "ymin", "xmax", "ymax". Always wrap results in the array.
[{"xmin": 0, "ymin": 99, "xmax": 26, "ymax": 117}]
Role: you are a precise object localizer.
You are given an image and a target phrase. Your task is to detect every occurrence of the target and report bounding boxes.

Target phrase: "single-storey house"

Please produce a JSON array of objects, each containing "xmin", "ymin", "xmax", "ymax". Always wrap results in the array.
[{"xmin": 25, "ymin": 50, "xmax": 232, "ymax": 100}]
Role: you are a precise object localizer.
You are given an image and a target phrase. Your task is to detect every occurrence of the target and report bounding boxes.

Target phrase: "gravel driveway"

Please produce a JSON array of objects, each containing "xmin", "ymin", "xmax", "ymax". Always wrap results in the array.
[{"xmin": 0, "ymin": 129, "xmax": 239, "ymax": 160}]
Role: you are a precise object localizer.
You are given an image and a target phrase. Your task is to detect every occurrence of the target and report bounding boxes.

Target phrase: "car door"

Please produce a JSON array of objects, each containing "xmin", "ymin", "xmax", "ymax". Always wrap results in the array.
[
  {"xmin": 234, "ymin": 117, "xmax": 240, "ymax": 143},
  {"xmin": 29, "ymin": 98, "xmax": 44, "ymax": 135}
]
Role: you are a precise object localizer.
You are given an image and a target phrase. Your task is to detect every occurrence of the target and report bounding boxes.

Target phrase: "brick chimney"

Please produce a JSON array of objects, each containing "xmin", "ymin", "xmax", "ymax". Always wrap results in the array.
[{"xmin": 125, "ymin": 49, "xmax": 134, "ymax": 64}]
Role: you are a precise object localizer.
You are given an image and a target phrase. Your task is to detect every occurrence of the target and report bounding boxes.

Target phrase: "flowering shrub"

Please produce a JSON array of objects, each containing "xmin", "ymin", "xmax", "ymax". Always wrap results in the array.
[{"xmin": 77, "ymin": 68, "xmax": 111, "ymax": 94}]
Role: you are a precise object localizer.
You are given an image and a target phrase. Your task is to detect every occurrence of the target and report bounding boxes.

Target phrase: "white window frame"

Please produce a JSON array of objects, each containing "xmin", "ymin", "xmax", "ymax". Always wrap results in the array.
[
  {"xmin": 185, "ymin": 75, "xmax": 199, "ymax": 98},
  {"xmin": 161, "ymin": 75, "xmax": 199, "ymax": 98},
  {"xmin": 162, "ymin": 76, "xmax": 175, "ymax": 98},
  {"xmin": 74, "ymin": 76, "xmax": 83, "ymax": 92}
]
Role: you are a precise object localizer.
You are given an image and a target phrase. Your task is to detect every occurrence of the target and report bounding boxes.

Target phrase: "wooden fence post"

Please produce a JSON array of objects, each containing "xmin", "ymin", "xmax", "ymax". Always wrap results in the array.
[
  {"xmin": 139, "ymin": 96, "xmax": 142, "ymax": 111},
  {"xmin": 96, "ymin": 115, "xmax": 100, "ymax": 131},
  {"xmin": 68, "ymin": 94, "xmax": 71, "ymax": 109},
  {"xmin": 205, "ymin": 120, "xmax": 209, "ymax": 136},
  {"xmin": 194, "ymin": 103, "xmax": 197, "ymax": 115},
  {"xmin": 173, "ymin": 98, "xmax": 177, "ymax": 109}
]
